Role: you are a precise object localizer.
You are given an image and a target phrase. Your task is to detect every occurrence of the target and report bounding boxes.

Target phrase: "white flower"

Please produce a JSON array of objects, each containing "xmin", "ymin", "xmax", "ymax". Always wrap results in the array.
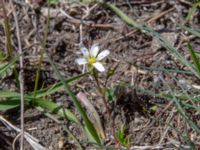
[{"xmin": 76, "ymin": 44, "xmax": 110, "ymax": 72}]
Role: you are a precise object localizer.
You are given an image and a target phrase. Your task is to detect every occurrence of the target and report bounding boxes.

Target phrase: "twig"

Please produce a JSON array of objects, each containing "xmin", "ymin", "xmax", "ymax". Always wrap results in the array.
[
  {"xmin": 13, "ymin": 133, "xmax": 21, "ymax": 150},
  {"xmin": 116, "ymin": 0, "xmax": 164, "ymax": 6},
  {"xmin": 79, "ymin": 23, "xmax": 83, "ymax": 46},
  {"xmin": 59, "ymin": 8, "xmax": 83, "ymax": 24},
  {"xmin": 130, "ymin": 143, "xmax": 190, "ymax": 150},
  {"xmin": 82, "ymin": 3, "xmax": 98, "ymax": 19},
  {"xmin": 176, "ymin": 34, "xmax": 196, "ymax": 50},
  {"xmin": 178, "ymin": 0, "xmax": 192, "ymax": 6},
  {"xmin": 158, "ymin": 107, "xmax": 176, "ymax": 144},
  {"xmin": 147, "ymin": 6, "xmax": 176, "ymax": 24},
  {"xmin": 88, "ymin": 23, "xmax": 114, "ymax": 29},
  {"xmin": 10, "ymin": 0, "xmax": 24, "ymax": 149}
]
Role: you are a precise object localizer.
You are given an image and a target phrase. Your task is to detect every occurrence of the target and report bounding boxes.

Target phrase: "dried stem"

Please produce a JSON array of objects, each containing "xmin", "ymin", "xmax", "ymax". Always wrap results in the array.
[{"xmin": 10, "ymin": 0, "xmax": 24, "ymax": 149}]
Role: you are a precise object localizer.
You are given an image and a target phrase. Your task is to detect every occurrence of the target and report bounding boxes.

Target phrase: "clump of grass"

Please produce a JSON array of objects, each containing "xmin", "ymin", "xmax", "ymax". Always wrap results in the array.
[{"xmin": 116, "ymin": 125, "xmax": 130, "ymax": 148}]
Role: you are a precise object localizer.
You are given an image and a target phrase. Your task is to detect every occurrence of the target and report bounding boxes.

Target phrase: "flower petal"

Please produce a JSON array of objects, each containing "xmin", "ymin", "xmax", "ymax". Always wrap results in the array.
[
  {"xmin": 76, "ymin": 58, "xmax": 87, "ymax": 65},
  {"xmin": 93, "ymin": 62, "xmax": 105, "ymax": 72},
  {"xmin": 90, "ymin": 44, "xmax": 99, "ymax": 57},
  {"xmin": 81, "ymin": 46, "xmax": 89, "ymax": 56},
  {"xmin": 97, "ymin": 50, "xmax": 110, "ymax": 60}
]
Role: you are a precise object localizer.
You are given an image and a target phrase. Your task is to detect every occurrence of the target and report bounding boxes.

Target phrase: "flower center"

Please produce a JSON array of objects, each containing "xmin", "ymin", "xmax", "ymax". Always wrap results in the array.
[{"xmin": 88, "ymin": 56, "xmax": 96, "ymax": 65}]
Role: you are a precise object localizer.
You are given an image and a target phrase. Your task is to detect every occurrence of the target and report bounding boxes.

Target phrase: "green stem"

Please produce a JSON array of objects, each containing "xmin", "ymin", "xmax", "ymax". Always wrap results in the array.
[{"xmin": 33, "ymin": 2, "xmax": 50, "ymax": 97}]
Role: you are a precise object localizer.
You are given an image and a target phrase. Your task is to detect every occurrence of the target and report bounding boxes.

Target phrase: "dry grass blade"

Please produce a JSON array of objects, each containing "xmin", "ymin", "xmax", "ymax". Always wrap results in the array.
[
  {"xmin": 0, "ymin": 115, "xmax": 48, "ymax": 150},
  {"xmin": 130, "ymin": 143, "xmax": 190, "ymax": 150}
]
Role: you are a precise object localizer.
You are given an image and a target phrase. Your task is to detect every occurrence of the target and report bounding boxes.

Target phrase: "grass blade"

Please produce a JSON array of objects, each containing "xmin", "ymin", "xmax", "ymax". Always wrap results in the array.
[
  {"xmin": 34, "ymin": 73, "xmax": 89, "ymax": 98},
  {"xmin": 188, "ymin": 43, "xmax": 200, "ymax": 78},
  {"xmin": 0, "ymin": 99, "xmax": 20, "ymax": 111},
  {"xmin": 0, "ymin": 91, "xmax": 20, "ymax": 98},
  {"xmin": 30, "ymin": 97, "xmax": 79, "ymax": 123}
]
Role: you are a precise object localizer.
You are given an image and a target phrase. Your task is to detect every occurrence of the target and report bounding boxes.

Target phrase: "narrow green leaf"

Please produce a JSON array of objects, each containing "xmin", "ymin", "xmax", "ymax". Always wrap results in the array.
[
  {"xmin": 188, "ymin": 43, "xmax": 200, "ymax": 78},
  {"xmin": 0, "ymin": 99, "xmax": 20, "ymax": 111},
  {"xmin": 31, "ymin": 97, "xmax": 79, "ymax": 123},
  {"xmin": 0, "ymin": 91, "xmax": 20, "ymax": 98},
  {"xmin": 34, "ymin": 73, "xmax": 89, "ymax": 98}
]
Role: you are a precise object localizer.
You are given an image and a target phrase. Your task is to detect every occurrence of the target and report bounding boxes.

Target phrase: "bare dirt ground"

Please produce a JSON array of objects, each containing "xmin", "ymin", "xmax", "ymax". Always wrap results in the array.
[{"xmin": 0, "ymin": 0, "xmax": 200, "ymax": 149}]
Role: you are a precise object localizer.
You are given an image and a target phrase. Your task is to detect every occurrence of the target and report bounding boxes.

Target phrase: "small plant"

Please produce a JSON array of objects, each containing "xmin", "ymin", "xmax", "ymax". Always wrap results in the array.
[
  {"xmin": 76, "ymin": 44, "xmax": 111, "ymax": 116},
  {"xmin": 0, "ymin": 51, "xmax": 7, "ymax": 61},
  {"xmin": 116, "ymin": 125, "xmax": 130, "ymax": 148},
  {"xmin": 0, "ymin": 51, "xmax": 14, "ymax": 80},
  {"xmin": 76, "ymin": 43, "xmax": 118, "ymax": 142}
]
